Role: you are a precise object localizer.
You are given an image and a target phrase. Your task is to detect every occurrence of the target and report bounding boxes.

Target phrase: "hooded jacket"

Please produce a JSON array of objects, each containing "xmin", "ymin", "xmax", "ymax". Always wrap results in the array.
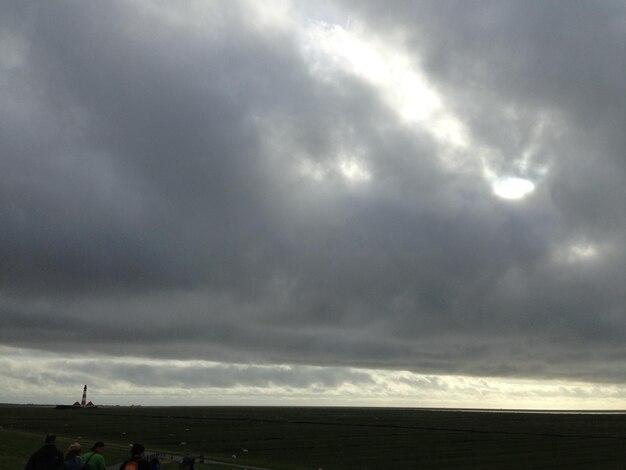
[{"xmin": 24, "ymin": 443, "xmax": 64, "ymax": 470}]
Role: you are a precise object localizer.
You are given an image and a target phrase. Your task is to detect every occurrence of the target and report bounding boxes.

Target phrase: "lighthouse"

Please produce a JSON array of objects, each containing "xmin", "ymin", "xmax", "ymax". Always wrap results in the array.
[{"xmin": 58, "ymin": 385, "xmax": 96, "ymax": 409}]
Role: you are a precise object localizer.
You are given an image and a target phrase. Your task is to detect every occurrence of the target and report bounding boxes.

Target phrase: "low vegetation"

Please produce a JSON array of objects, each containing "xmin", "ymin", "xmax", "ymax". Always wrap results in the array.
[{"xmin": 2, "ymin": 405, "xmax": 626, "ymax": 469}]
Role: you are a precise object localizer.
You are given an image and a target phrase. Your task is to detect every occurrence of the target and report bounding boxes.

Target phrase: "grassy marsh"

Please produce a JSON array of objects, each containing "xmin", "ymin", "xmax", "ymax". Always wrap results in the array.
[{"xmin": 2, "ymin": 405, "xmax": 626, "ymax": 469}]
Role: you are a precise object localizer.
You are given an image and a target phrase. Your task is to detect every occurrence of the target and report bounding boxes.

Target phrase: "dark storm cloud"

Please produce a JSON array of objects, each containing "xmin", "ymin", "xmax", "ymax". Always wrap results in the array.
[
  {"xmin": 343, "ymin": 0, "xmax": 626, "ymax": 222},
  {"xmin": 1, "ymin": 1, "xmax": 626, "ymax": 385}
]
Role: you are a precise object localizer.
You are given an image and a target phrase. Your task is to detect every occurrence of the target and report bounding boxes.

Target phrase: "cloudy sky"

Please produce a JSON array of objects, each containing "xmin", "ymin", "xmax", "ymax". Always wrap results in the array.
[{"xmin": 1, "ymin": 0, "xmax": 626, "ymax": 409}]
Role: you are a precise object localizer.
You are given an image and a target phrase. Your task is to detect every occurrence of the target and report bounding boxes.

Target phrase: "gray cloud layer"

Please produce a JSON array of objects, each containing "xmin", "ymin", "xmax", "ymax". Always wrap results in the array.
[{"xmin": 1, "ymin": 1, "xmax": 626, "ymax": 384}]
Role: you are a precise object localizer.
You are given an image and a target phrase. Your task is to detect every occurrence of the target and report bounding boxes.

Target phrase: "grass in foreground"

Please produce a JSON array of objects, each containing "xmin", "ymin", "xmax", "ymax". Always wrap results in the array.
[{"xmin": 3, "ymin": 405, "xmax": 626, "ymax": 469}]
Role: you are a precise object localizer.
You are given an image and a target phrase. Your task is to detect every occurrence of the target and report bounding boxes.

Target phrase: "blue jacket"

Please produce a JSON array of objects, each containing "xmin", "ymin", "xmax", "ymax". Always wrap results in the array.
[{"xmin": 59, "ymin": 456, "xmax": 89, "ymax": 470}]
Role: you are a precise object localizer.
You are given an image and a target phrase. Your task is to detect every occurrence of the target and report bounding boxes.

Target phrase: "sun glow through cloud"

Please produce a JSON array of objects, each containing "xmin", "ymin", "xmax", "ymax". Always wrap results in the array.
[
  {"xmin": 492, "ymin": 177, "xmax": 536, "ymax": 200},
  {"xmin": 302, "ymin": 21, "xmax": 469, "ymax": 151},
  {"xmin": 300, "ymin": 19, "xmax": 550, "ymax": 199}
]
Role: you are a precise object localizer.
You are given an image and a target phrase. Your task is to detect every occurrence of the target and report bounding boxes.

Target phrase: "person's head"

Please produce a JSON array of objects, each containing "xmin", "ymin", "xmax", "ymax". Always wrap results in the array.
[
  {"xmin": 131, "ymin": 443, "xmax": 145, "ymax": 457},
  {"xmin": 180, "ymin": 456, "xmax": 194, "ymax": 470},
  {"xmin": 45, "ymin": 434, "xmax": 56, "ymax": 444},
  {"xmin": 91, "ymin": 441, "xmax": 105, "ymax": 453},
  {"xmin": 65, "ymin": 443, "xmax": 82, "ymax": 460}
]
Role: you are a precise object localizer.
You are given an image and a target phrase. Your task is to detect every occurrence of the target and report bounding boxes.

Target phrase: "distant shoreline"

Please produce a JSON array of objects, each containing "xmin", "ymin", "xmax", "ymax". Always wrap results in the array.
[{"xmin": 2, "ymin": 402, "xmax": 626, "ymax": 414}]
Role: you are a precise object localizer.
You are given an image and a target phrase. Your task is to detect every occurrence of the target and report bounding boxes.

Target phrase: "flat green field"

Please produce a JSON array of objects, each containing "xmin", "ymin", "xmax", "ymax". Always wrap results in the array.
[{"xmin": 3, "ymin": 405, "xmax": 626, "ymax": 469}]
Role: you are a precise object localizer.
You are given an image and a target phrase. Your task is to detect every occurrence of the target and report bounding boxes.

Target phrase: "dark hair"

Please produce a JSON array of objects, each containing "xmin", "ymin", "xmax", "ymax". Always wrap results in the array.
[
  {"xmin": 45, "ymin": 434, "xmax": 56, "ymax": 444},
  {"xmin": 180, "ymin": 456, "xmax": 194, "ymax": 469},
  {"xmin": 91, "ymin": 441, "xmax": 105, "ymax": 451},
  {"xmin": 131, "ymin": 443, "xmax": 145, "ymax": 456}
]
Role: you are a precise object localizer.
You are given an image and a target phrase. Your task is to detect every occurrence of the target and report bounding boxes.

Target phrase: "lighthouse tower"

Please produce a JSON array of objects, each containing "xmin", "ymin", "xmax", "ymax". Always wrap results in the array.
[{"xmin": 81, "ymin": 385, "xmax": 87, "ymax": 407}]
